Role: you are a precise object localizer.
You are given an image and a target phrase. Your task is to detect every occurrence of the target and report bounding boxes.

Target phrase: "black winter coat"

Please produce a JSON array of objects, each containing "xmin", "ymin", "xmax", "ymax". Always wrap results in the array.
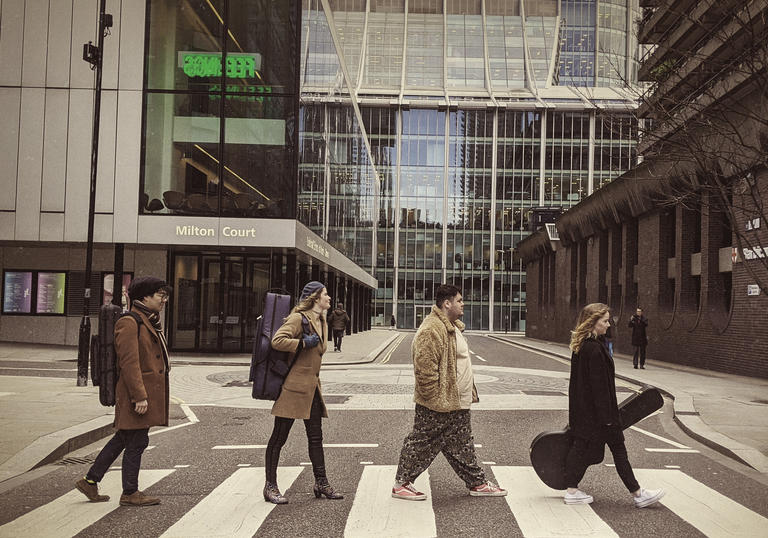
[
  {"xmin": 327, "ymin": 308, "xmax": 350, "ymax": 331},
  {"xmin": 568, "ymin": 338, "xmax": 623, "ymax": 443},
  {"xmin": 628, "ymin": 315, "xmax": 648, "ymax": 346}
]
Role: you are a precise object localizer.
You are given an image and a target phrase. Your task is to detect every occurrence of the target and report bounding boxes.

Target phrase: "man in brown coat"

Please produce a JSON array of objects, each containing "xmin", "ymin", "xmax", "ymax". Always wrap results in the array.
[
  {"xmin": 75, "ymin": 276, "xmax": 171, "ymax": 506},
  {"xmin": 392, "ymin": 284, "xmax": 507, "ymax": 500}
]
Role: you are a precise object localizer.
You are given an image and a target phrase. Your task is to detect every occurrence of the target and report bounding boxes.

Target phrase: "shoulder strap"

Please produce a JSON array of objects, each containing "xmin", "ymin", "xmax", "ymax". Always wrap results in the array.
[{"xmin": 121, "ymin": 312, "xmax": 144, "ymax": 345}]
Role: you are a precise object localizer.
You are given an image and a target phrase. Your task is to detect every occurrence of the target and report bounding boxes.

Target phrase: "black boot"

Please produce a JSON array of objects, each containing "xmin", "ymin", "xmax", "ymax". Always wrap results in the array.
[
  {"xmin": 313, "ymin": 479, "xmax": 344, "ymax": 500},
  {"xmin": 263, "ymin": 481, "xmax": 288, "ymax": 504}
]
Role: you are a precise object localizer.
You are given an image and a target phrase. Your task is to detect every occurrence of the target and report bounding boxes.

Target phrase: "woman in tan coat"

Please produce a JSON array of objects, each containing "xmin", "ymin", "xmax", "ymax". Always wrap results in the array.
[{"xmin": 263, "ymin": 281, "xmax": 344, "ymax": 504}]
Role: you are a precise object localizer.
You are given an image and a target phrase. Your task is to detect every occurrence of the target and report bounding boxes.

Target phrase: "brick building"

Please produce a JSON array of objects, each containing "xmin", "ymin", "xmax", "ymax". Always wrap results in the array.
[{"xmin": 518, "ymin": 0, "xmax": 768, "ymax": 378}]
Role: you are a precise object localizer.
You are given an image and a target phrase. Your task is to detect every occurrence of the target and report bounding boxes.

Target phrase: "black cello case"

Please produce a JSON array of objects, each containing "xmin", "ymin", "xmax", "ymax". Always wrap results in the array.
[
  {"xmin": 530, "ymin": 385, "xmax": 664, "ymax": 490},
  {"xmin": 249, "ymin": 291, "xmax": 294, "ymax": 400},
  {"xmin": 96, "ymin": 303, "xmax": 123, "ymax": 406}
]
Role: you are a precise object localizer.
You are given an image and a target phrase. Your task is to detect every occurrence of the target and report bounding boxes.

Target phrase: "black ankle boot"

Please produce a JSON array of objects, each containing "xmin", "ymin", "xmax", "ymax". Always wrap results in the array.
[
  {"xmin": 313, "ymin": 480, "xmax": 344, "ymax": 500},
  {"xmin": 263, "ymin": 481, "xmax": 288, "ymax": 504}
]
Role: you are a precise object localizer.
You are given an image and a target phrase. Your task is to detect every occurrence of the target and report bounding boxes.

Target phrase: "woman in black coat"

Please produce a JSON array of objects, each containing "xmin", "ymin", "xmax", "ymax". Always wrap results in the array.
[{"xmin": 563, "ymin": 303, "xmax": 665, "ymax": 508}]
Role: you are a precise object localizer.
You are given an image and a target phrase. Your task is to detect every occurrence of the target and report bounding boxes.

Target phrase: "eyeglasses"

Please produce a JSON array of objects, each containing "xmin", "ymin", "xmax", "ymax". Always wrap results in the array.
[{"xmin": 155, "ymin": 292, "xmax": 169, "ymax": 301}]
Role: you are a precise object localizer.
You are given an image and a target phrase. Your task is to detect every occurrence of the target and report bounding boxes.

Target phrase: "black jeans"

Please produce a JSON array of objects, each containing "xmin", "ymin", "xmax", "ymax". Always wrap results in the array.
[
  {"xmin": 332, "ymin": 329, "xmax": 344, "ymax": 351},
  {"xmin": 265, "ymin": 390, "xmax": 326, "ymax": 484},
  {"xmin": 565, "ymin": 436, "xmax": 640, "ymax": 493},
  {"xmin": 633, "ymin": 345, "xmax": 647, "ymax": 367},
  {"xmin": 86, "ymin": 428, "xmax": 149, "ymax": 495}
]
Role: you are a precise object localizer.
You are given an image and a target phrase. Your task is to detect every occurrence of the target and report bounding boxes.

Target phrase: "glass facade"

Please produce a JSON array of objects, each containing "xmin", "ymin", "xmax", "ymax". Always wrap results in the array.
[
  {"xmin": 142, "ymin": 0, "xmax": 300, "ymax": 218},
  {"xmin": 297, "ymin": 1, "xmax": 639, "ymax": 330}
]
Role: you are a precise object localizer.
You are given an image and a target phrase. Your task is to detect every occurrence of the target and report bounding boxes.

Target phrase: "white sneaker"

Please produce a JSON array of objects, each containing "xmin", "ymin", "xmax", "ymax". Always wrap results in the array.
[
  {"xmin": 564, "ymin": 489, "xmax": 594, "ymax": 504},
  {"xmin": 634, "ymin": 488, "xmax": 665, "ymax": 508}
]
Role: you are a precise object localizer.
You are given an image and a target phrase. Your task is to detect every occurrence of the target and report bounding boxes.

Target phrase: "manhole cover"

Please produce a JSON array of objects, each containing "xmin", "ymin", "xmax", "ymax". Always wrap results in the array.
[{"xmin": 57, "ymin": 455, "xmax": 96, "ymax": 466}]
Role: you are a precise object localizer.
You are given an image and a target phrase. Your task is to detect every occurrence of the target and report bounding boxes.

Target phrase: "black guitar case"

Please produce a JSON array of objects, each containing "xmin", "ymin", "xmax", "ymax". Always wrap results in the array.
[{"xmin": 529, "ymin": 385, "xmax": 664, "ymax": 490}]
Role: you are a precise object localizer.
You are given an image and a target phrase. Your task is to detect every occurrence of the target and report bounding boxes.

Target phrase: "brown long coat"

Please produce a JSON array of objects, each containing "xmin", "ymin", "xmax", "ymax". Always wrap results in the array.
[
  {"xmin": 271, "ymin": 311, "xmax": 328, "ymax": 419},
  {"xmin": 113, "ymin": 309, "xmax": 170, "ymax": 430}
]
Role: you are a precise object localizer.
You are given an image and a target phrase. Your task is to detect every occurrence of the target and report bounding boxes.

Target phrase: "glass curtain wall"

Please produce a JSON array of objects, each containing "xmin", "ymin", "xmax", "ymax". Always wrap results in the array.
[
  {"xmin": 594, "ymin": 113, "xmax": 637, "ymax": 189},
  {"xmin": 544, "ymin": 111, "xmax": 591, "ymax": 206},
  {"xmin": 493, "ymin": 110, "xmax": 539, "ymax": 331},
  {"xmin": 397, "ymin": 109, "xmax": 445, "ymax": 329},
  {"xmin": 559, "ymin": 0, "xmax": 596, "ymax": 86},
  {"xmin": 597, "ymin": 0, "xmax": 629, "ymax": 86},
  {"xmin": 143, "ymin": 0, "xmax": 299, "ymax": 217},
  {"xmin": 486, "ymin": 3, "xmax": 525, "ymax": 89},
  {"xmin": 445, "ymin": 110, "xmax": 493, "ymax": 330}
]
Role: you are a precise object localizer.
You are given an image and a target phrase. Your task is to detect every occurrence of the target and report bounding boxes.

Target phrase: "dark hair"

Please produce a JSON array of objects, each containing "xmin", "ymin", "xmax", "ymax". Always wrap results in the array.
[{"xmin": 434, "ymin": 284, "xmax": 461, "ymax": 308}]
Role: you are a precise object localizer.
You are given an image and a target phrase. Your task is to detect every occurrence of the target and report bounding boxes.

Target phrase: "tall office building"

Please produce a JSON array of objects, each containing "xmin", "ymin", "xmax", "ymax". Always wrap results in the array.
[{"xmin": 298, "ymin": 0, "xmax": 641, "ymax": 330}]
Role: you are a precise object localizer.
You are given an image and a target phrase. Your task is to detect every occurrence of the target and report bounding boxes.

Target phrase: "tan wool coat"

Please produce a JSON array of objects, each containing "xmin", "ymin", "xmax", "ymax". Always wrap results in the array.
[
  {"xmin": 412, "ymin": 305, "xmax": 478, "ymax": 412},
  {"xmin": 113, "ymin": 309, "xmax": 170, "ymax": 430},
  {"xmin": 270, "ymin": 311, "xmax": 328, "ymax": 419}
]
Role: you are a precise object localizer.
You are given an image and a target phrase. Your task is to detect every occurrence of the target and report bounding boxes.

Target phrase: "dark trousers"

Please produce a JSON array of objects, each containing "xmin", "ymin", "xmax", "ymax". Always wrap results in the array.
[
  {"xmin": 565, "ymin": 436, "xmax": 640, "ymax": 493},
  {"xmin": 332, "ymin": 329, "xmax": 344, "ymax": 351},
  {"xmin": 633, "ymin": 345, "xmax": 647, "ymax": 367},
  {"xmin": 265, "ymin": 390, "xmax": 327, "ymax": 484},
  {"xmin": 395, "ymin": 404, "xmax": 486, "ymax": 488},
  {"xmin": 86, "ymin": 428, "xmax": 149, "ymax": 495}
]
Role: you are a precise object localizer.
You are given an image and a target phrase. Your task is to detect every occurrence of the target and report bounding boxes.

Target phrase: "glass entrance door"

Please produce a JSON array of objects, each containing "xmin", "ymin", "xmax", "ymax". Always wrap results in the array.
[{"xmin": 182, "ymin": 253, "xmax": 272, "ymax": 352}]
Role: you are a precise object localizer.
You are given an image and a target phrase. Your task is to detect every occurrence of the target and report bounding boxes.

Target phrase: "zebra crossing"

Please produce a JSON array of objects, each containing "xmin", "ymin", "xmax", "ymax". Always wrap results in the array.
[{"xmin": 1, "ymin": 465, "xmax": 766, "ymax": 537}]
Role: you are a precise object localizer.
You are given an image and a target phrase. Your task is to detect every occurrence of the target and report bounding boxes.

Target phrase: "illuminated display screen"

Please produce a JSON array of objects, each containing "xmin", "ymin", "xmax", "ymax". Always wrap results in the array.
[
  {"xmin": 3, "ymin": 271, "xmax": 33, "ymax": 313},
  {"xmin": 178, "ymin": 52, "xmax": 262, "ymax": 79},
  {"xmin": 36, "ymin": 272, "xmax": 66, "ymax": 314}
]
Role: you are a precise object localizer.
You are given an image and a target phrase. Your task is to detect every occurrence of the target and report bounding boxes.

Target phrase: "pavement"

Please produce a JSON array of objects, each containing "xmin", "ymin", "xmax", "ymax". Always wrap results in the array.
[{"xmin": 0, "ymin": 329, "xmax": 766, "ymax": 486}]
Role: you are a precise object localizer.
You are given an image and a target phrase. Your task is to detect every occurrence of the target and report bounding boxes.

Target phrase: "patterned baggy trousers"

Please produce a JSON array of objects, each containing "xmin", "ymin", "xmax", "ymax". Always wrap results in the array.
[{"xmin": 395, "ymin": 404, "xmax": 486, "ymax": 488}]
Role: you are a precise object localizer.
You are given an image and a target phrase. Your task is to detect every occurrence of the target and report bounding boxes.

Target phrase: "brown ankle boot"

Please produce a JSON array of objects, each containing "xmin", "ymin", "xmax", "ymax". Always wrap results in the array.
[
  {"xmin": 314, "ymin": 480, "xmax": 344, "ymax": 500},
  {"xmin": 75, "ymin": 478, "xmax": 110, "ymax": 502},
  {"xmin": 263, "ymin": 481, "xmax": 288, "ymax": 504},
  {"xmin": 119, "ymin": 490, "xmax": 160, "ymax": 506}
]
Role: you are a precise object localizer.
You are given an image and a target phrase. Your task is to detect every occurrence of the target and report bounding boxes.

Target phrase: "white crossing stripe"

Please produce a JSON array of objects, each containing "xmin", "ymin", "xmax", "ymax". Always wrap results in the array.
[
  {"xmin": 0, "ymin": 469, "xmax": 174, "ymax": 537},
  {"xmin": 211, "ymin": 443, "xmax": 379, "ymax": 449},
  {"xmin": 630, "ymin": 425, "xmax": 691, "ymax": 448},
  {"xmin": 160, "ymin": 466, "xmax": 302, "ymax": 538},
  {"xmin": 644, "ymin": 448, "xmax": 699, "ymax": 453},
  {"xmin": 344, "ymin": 465, "xmax": 435, "ymax": 538},
  {"xmin": 634, "ymin": 469, "xmax": 768, "ymax": 537},
  {"xmin": 492, "ymin": 466, "xmax": 619, "ymax": 537}
]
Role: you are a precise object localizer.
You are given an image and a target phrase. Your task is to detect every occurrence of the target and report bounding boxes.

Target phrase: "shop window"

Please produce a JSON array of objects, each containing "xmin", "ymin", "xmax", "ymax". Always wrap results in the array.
[
  {"xmin": 707, "ymin": 197, "xmax": 733, "ymax": 327},
  {"xmin": 624, "ymin": 219, "xmax": 638, "ymax": 312},
  {"xmin": 658, "ymin": 209, "xmax": 676, "ymax": 311},
  {"xmin": 680, "ymin": 203, "xmax": 702, "ymax": 312}
]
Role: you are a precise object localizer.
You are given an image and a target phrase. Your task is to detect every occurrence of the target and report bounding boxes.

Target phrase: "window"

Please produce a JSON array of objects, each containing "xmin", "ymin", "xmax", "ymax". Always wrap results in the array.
[
  {"xmin": 142, "ymin": 0, "xmax": 299, "ymax": 218},
  {"xmin": 2, "ymin": 271, "xmax": 67, "ymax": 315}
]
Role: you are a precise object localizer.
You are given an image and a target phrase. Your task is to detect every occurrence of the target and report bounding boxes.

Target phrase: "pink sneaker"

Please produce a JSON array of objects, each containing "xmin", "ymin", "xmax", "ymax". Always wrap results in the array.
[
  {"xmin": 469, "ymin": 481, "xmax": 508, "ymax": 497},
  {"xmin": 392, "ymin": 482, "xmax": 427, "ymax": 501}
]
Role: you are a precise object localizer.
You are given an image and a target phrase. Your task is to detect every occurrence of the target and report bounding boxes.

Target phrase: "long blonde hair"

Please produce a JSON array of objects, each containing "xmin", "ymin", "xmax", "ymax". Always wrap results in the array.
[
  {"xmin": 290, "ymin": 287, "xmax": 325, "ymax": 318},
  {"xmin": 569, "ymin": 303, "xmax": 610, "ymax": 353}
]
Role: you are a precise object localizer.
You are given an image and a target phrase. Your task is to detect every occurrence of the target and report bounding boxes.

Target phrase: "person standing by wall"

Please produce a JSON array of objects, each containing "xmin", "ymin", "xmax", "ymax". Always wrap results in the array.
[
  {"xmin": 75, "ymin": 277, "xmax": 172, "ymax": 506},
  {"xmin": 628, "ymin": 307, "xmax": 649, "ymax": 369},
  {"xmin": 391, "ymin": 284, "xmax": 507, "ymax": 500},
  {"xmin": 263, "ymin": 281, "xmax": 343, "ymax": 504},
  {"xmin": 327, "ymin": 302, "xmax": 350, "ymax": 352},
  {"xmin": 563, "ymin": 302, "xmax": 664, "ymax": 508}
]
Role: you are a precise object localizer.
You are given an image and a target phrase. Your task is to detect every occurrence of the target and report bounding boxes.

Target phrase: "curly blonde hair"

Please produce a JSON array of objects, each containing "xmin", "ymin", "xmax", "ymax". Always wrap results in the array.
[{"xmin": 569, "ymin": 303, "xmax": 610, "ymax": 353}]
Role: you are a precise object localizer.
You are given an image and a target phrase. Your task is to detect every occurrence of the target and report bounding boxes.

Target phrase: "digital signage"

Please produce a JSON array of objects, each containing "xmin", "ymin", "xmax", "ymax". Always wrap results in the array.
[
  {"xmin": 3, "ymin": 271, "xmax": 33, "ymax": 314},
  {"xmin": 36, "ymin": 272, "xmax": 66, "ymax": 314}
]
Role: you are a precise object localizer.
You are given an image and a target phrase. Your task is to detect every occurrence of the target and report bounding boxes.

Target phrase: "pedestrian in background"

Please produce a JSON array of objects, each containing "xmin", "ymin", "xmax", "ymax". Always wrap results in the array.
[
  {"xmin": 628, "ymin": 307, "xmax": 648, "ymax": 369},
  {"xmin": 604, "ymin": 321, "xmax": 614, "ymax": 357},
  {"xmin": 263, "ymin": 281, "xmax": 343, "ymax": 504},
  {"xmin": 392, "ymin": 284, "xmax": 507, "ymax": 500},
  {"xmin": 563, "ymin": 302, "xmax": 664, "ymax": 508},
  {"xmin": 327, "ymin": 301, "xmax": 350, "ymax": 352},
  {"xmin": 75, "ymin": 276, "xmax": 172, "ymax": 507}
]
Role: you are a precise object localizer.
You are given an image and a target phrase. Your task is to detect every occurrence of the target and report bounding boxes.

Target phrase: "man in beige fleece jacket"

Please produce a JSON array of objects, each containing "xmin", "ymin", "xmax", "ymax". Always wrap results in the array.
[{"xmin": 392, "ymin": 284, "xmax": 507, "ymax": 500}]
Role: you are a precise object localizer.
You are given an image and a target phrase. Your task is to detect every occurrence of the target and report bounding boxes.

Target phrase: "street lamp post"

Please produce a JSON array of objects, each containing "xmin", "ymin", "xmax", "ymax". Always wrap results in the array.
[{"xmin": 76, "ymin": 0, "xmax": 112, "ymax": 386}]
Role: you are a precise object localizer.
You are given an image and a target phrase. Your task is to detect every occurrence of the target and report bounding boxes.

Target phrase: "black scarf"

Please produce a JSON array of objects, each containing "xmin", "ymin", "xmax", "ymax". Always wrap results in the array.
[{"xmin": 133, "ymin": 300, "xmax": 170, "ymax": 370}]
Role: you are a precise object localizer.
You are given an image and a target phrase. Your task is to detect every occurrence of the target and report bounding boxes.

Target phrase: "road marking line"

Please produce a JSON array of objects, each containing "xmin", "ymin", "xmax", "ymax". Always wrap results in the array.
[
  {"xmin": 212, "ymin": 443, "xmax": 379, "ymax": 449},
  {"xmin": 492, "ymin": 466, "xmax": 618, "ymax": 537},
  {"xmin": 475, "ymin": 355, "xmax": 487, "ymax": 362},
  {"xmin": 379, "ymin": 334, "xmax": 406, "ymax": 365},
  {"xmin": 344, "ymin": 465, "xmax": 435, "ymax": 538},
  {"xmin": 474, "ymin": 444, "xmax": 482, "ymax": 448},
  {"xmin": 360, "ymin": 461, "xmax": 374, "ymax": 465},
  {"xmin": 629, "ymin": 425, "xmax": 690, "ymax": 448},
  {"xmin": 664, "ymin": 465, "xmax": 681, "ymax": 469},
  {"xmin": 482, "ymin": 461, "xmax": 496, "ymax": 465},
  {"xmin": 486, "ymin": 336, "xmax": 573, "ymax": 367},
  {"xmin": 174, "ymin": 465, "xmax": 190, "ymax": 468},
  {"xmin": 645, "ymin": 448, "xmax": 700, "ymax": 453},
  {"xmin": 634, "ymin": 469, "xmax": 768, "ymax": 536},
  {"xmin": 146, "ymin": 446, "xmax": 155, "ymax": 450},
  {"xmin": 237, "ymin": 463, "xmax": 251, "ymax": 467},
  {"xmin": 160, "ymin": 467, "xmax": 302, "ymax": 538},
  {"xmin": 0, "ymin": 469, "xmax": 174, "ymax": 537}
]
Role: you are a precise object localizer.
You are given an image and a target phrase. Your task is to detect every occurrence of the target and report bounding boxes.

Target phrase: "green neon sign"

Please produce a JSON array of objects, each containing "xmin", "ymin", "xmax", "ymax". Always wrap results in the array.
[{"xmin": 178, "ymin": 52, "xmax": 262, "ymax": 79}]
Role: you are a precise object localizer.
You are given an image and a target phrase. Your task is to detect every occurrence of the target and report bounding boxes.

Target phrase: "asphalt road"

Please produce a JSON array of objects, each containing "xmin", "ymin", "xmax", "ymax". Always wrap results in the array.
[{"xmin": 0, "ymin": 335, "xmax": 766, "ymax": 537}]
